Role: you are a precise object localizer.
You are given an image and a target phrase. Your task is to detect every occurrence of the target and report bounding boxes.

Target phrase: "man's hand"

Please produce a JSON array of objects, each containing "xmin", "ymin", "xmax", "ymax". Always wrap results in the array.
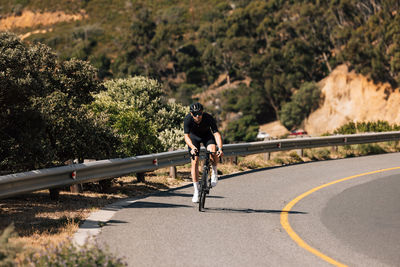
[
  {"xmin": 217, "ymin": 148, "xmax": 224, "ymax": 157},
  {"xmin": 190, "ymin": 147, "xmax": 198, "ymax": 156}
]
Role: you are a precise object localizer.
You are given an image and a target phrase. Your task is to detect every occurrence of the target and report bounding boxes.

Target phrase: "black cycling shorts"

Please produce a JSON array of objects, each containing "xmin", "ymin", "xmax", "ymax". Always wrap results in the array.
[{"xmin": 187, "ymin": 133, "xmax": 216, "ymax": 156}]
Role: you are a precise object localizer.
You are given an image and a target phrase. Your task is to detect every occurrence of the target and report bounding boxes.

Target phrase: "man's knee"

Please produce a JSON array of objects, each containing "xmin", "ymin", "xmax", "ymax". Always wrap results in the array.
[{"xmin": 207, "ymin": 144, "xmax": 217, "ymax": 152}]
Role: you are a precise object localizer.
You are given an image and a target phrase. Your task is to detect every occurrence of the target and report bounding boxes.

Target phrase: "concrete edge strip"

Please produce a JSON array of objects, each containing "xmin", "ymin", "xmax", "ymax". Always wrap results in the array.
[{"xmin": 73, "ymin": 197, "xmax": 142, "ymax": 246}]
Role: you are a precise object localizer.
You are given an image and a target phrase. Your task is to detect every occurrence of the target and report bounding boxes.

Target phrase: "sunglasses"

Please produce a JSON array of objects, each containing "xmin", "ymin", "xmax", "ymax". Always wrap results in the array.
[{"xmin": 192, "ymin": 111, "xmax": 203, "ymax": 117}]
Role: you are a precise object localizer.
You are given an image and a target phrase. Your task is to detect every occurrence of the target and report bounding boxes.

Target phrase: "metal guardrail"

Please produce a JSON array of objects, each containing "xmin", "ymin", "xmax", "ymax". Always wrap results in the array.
[{"xmin": 1, "ymin": 131, "xmax": 400, "ymax": 199}]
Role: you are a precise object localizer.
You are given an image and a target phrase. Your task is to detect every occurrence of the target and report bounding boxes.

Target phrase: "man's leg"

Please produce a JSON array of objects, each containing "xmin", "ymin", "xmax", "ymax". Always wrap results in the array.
[
  {"xmin": 189, "ymin": 145, "xmax": 200, "ymax": 202},
  {"xmin": 207, "ymin": 144, "xmax": 219, "ymax": 187}
]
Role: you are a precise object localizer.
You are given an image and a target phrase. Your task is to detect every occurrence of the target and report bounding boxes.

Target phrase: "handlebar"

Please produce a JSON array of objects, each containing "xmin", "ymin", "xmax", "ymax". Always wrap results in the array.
[{"xmin": 191, "ymin": 150, "xmax": 221, "ymax": 160}]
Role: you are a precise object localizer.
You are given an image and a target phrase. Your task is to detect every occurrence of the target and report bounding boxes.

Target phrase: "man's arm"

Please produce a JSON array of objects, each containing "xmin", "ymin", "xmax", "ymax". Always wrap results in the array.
[
  {"xmin": 184, "ymin": 133, "xmax": 197, "ymax": 154},
  {"xmin": 213, "ymin": 131, "xmax": 224, "ymax": 157}
]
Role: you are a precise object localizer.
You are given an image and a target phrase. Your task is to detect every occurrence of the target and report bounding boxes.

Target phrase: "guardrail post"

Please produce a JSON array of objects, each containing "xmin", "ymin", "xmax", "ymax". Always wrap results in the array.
[
  {"xmin": 49, "ymin": 188, "xmax": 60, "ymax": 200},
  {"xmin": 67, "ymin": 159, "xmax": 83, "ymax": 193},
  {"xmin": 224, "ymin": 156, "xmax": 237, "ymax": 165},
  {"xmin": 169, "ymin": 166, "xmax": 177, "ymax": 178},
  {"xmin": 168, "ymin": 149, "xmax": 177, "ymax": 178},
  {"xmin": 263, "ymin": 152, "xmax": 271, "ymax": 161},
  {"xmin": 99, "ymin": 179, "xmax": 112, "ymax": 192},
  {"xmin": 70, "ymin": 184, "xmax": 83, "ymax": 193},
  {"xmin": 136, "ymin": 172, "xmax": 145, "ymax": 182},
  {"xmin": 296, "ymin": 149, "xmax": 304, "ymax": 157}
]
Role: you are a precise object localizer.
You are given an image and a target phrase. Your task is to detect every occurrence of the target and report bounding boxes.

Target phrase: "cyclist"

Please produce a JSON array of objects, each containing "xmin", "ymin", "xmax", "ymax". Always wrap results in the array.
[{"xmin": 184, "ymin": 102, "xmax": 224, "ymax": 203}]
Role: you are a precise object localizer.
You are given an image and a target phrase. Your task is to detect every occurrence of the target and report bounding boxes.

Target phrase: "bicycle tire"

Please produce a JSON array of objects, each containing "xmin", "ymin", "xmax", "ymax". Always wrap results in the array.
[
  {"xmin": 199, "ymin": 190, "xmax": 206, "ymax": 211},
  {"xmin": 198, "ymin": 169, "xmax": 208, "ymax": 212}
]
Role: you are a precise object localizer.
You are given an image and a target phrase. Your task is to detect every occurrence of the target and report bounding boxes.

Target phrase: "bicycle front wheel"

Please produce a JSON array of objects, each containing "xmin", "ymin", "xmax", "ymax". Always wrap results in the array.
[
  {"xmin": 198, "ymin": 170, "xmax": 208, "ymax": 211},
  {"xmin": 199, "ymin": 190, "xmax": 206, "ymax": 211}
]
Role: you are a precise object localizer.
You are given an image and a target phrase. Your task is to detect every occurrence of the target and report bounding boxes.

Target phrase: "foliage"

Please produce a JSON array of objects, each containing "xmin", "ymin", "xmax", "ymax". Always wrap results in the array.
[
  {"xmin": 224, "ymin": 115, "xmax": 259, "ymax": 143},
  {"xmin": 0, "ymin": 225, "xmax": 24, "ymax": 267},
  {"xmin": 279, "ymin": 82, "xmax": 321, "ymax": 130},
  {"xmin": 27, "ymin": 241, "xmax": 126, "ymax": 266},
  {"xmin": 309, "ymin": 148, "xmax": 331, "ymax": 161},
  {"xmin": 91, "ymin": 77, "xmax": 187, "ymax": 156},
  {"xmin": 221, "ymin": 83, "xmax": 271, "ymax": 124},
  {"xmin": 333, "ymin": 121, "xmax": 400, "ymax": 134},
  {"xmin": 289, "ymin": 152, "xmax": 304, "ymax": 163},
  {"xmin": 3, "ymin": 0, "xmax": 400, "ymax": 146},
  {"xmin": 1, "ymin": 225, "xmax": 126, "ymax": 266},
  {"xmin": 0, "ymin": 32, "xmax": 116, "ymax": 173},
  {"xmin": 358, "ymin": 144, "xmax": 386, "ymax": 155}
]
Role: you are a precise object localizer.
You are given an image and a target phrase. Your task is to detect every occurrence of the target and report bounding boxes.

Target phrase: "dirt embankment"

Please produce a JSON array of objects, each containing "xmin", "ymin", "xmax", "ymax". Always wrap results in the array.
[
  {"xmin": 260, "ymin": 64, "xmax": 400, "ymax": 137},
  {"xmin": 0, "ymin": 10, "xmax": 86, "ymax": 39},
  {"xmin": 304, "ymin": 64, "xmax": 400, "ymax": 135}
]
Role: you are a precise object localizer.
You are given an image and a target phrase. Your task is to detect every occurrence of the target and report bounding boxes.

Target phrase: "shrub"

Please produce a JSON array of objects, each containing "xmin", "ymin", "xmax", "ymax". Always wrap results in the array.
[
  {"xmin": 224, "ymin": 115, "xmax": 259, "ymax": 143},
  {"xmin": 0, "ymin": 225, "xmax": 25, "ymax": 267},
  {"xmin": 273, "ymin": 158, "xmax": 285, "ymax": 165},
  {"xmin": 308, "ymin": 148, "xmax": 331, "ymax": 160},
  {"xmin": 91, "ymin": 76, "xmax": 187, "ymax": 155},
  {"xmin": 289, "ymin": 151, "xmax": 304, "ymax": 163},
  {"xmin": 334, "ymin": 120, "xmax": 400, "ymax": 134},
  {"xmin": 279, "ymin": 82, "xmax": 321, "ymax": 130},
  {"xmin": 0, "ymin": 225, "xmax": 126, "ymax": 266},
  {"xmin": 27, "ymin": 241, "xmax": 126, "ymax": 266},
  {"xmin": 358, "ymin": 144, "xmax": 386, "ymax": 155}
]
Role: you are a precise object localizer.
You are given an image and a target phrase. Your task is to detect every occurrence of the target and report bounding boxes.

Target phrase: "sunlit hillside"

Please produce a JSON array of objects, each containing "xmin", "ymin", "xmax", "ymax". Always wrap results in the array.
[{"xmin": 2, "ymin": 0, "xmax": 400, "ymax": 142}]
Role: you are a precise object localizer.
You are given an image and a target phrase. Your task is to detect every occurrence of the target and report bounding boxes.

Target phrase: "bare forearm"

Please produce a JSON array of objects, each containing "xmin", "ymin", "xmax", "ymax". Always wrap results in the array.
[
  {"xmin": 214, "ymin": 132, "xmax": 223, "ymax": 149},
  {"xmin": 184, "ymin": 134, "xmax": 196, "ymax": 150}
]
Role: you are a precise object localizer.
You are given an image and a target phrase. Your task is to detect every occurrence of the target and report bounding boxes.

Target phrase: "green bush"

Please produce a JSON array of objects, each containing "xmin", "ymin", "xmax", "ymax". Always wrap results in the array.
[
  {"xmin": 0, "ymin": 225, "xmax": 24, "ymax": 267},
  {"xmin": 279, "ymin": 82, "xmax": 321, "ymax": 130},
  {"xmin": 91, "ymin": 76, "xmax": 187, "ymax": 156},
  {"xmin": 358, "ymin": 144, "xmax": 386, "ymax": 156},
  {"xmin": 334, "ymin": 121, "xmax": 400, "ymax": 134},
  {"xmin": 27, "ymin": 241, "xmax": 126, "ymax": 266},
  {"xmin": 0, "ymin": 225, "xmax": 126, "ymax": 266},
  {"xmin": 224, "ymin": 115, "xmax": 259, "ymax": 143},
  {"xmin": 273, "ymin": 158, "xmax": 285, "ymax": 165},
  {"xmin": 0, "ymin": 32, "xmax": 116, "ymax": 173},
  {"xmin": 308, "ymin": 148, "xmax": 331, "ymax": 161},
  {"xmin": 289, "ymin": 152, "xmax": 304, "ymax": 163}
]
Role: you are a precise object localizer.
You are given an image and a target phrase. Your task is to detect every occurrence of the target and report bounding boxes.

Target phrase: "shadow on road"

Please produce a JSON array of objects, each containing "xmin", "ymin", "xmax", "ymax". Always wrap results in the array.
[
  {"xmin": 80, "ymin": 219, "xmax": 128, "ymax": 229},
  {"xmin": 204, "ymin": 207, "xmax": 307, "ymax": 214},
  {"xmin": 128, "ymin": 201, "xmax": 191, "ymax": 209}
]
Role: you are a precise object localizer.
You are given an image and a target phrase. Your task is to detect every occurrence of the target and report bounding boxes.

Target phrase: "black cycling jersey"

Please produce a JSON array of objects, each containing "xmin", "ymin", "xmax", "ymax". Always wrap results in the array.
[{"xmin": 183, "ymin": 112, "xmax": 219, "ymax": 137}]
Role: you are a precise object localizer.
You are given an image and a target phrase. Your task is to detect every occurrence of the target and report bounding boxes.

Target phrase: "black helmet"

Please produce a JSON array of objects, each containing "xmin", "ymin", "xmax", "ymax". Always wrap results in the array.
[{"xmin": 190, "ymin": 102, "xmax": 203, "ymax": 113}]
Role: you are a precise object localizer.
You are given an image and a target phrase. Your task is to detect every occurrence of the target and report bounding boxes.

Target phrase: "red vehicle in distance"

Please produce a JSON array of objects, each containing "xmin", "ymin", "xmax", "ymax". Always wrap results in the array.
[{"xmin": 289, "ymin": 129, "xmax": 308, "ymax": 138}]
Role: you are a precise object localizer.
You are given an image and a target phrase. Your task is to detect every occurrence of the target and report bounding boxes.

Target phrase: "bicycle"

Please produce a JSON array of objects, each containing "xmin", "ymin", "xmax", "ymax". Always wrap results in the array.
[{"xmin": 198, "ymin": 150, "xmax": 216, "ymax": 212}]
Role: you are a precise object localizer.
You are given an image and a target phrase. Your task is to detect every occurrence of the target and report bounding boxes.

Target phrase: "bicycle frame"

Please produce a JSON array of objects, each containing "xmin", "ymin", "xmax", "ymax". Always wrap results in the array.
[{"xmin": 198, "ymin": 151, "xmax": 215, "ymax": 212}]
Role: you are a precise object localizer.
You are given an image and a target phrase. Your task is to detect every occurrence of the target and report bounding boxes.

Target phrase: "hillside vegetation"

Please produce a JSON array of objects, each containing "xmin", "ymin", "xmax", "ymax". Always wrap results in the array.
[{"xmin": 2, "ymin": 0, "xmax": 400, "ymax": 142}]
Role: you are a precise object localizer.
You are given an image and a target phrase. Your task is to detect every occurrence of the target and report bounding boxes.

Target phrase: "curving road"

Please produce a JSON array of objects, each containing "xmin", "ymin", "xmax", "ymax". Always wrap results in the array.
[{"xmin": 91, "ymin": 153, "xmax": 400, "ymax": 267}]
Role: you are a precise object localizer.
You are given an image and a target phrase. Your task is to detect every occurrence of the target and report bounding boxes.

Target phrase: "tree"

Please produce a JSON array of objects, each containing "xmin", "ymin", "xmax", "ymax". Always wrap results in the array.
[
  {"xmin": 224, "ymin": 115, "xmax": 259, "ymax": 143},
  {"xmin": 0, "ymin": 32, "xmax": 116, "ymax": 173},
  {"xmin": 91, "ymin": 76, "xmax": 187, "ymax": 156},
  {"xmin": 279, "ymin": 82, "xmax": 321, "ymax": 130}
]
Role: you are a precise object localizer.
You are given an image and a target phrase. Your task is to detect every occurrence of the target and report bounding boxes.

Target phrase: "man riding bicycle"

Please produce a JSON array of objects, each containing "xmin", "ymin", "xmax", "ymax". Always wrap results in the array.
[{"xmin": 184, "ymin": 102, "xmax": 224, "ymax": 203}]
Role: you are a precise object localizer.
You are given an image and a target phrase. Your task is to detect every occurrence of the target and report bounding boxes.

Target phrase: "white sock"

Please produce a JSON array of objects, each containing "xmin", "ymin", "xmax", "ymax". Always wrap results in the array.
[
  {"xmin": 212, "ymin": 165, "xmax": 218, "ymax": 176},
  {"xmin": 193, "ymin": 182, "xmax": 199, "ymax": 192}
]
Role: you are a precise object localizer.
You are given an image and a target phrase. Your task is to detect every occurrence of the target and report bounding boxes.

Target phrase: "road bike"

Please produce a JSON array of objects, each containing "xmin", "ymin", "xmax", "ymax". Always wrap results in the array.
[{"xmin": 198, "ymin": 151, "xmax": 216, "ymax": 212}]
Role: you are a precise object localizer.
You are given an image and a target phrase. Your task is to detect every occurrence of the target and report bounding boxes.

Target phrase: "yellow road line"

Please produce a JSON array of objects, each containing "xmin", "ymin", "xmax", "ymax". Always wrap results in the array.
[{"xmin": 280, "ymin": 167, "xmax": 400, "ymax": 267}]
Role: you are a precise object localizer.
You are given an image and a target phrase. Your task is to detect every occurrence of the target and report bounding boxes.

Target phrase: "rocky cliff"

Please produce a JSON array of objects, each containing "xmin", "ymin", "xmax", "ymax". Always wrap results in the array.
[{"xmin": 304, "ymin": 65, "xmax": 400, "ymax": 135}]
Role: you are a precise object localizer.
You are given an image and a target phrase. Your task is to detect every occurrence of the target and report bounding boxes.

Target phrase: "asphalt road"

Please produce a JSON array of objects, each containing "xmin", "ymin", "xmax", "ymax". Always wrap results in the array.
[{"xmin": 93, "ymin": 153, "xmax": 400, "ymax": 267}]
